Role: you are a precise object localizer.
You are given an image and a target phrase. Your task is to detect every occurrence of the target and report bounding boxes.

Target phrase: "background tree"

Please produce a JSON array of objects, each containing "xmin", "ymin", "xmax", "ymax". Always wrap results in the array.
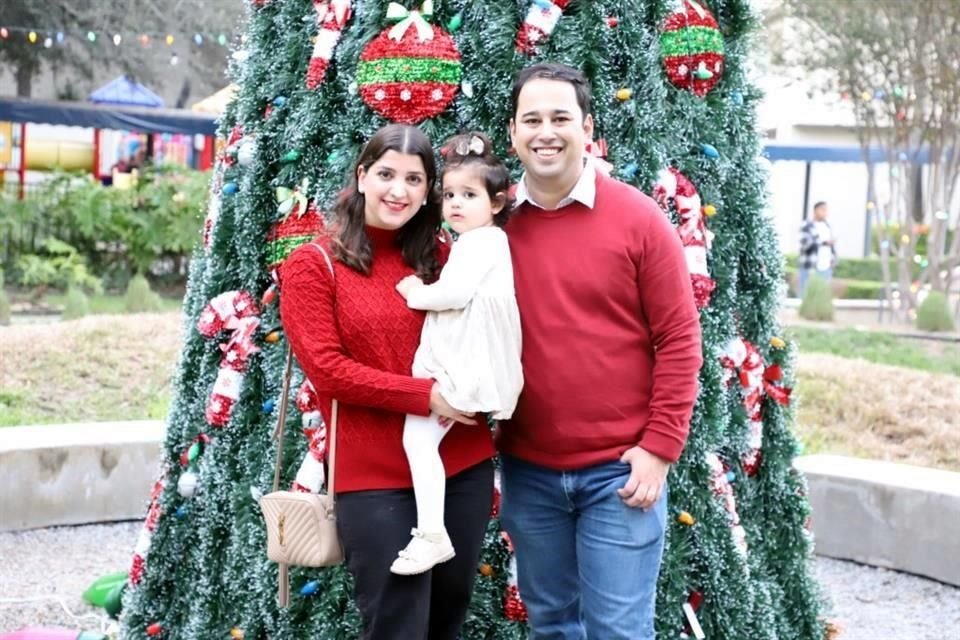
[
  {"xmin": 0, "ymin": 0, "xmax": 244, "ymax": 102},
  {"xmin": 119, "ymin": 1, "xmax": 825, "ymax": 639},
  {"xmin": 783, "ymin": 0, "xmax": 960, "ymax": 323}
]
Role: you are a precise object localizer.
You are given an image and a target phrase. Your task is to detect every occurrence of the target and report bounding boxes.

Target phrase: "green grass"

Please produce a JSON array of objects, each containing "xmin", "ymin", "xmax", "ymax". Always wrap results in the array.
[
  {"xmin": 0, "ymin": 390, "xmax": 29, "ymax": 426},
  {"xmin": 785, "ymin": 326, "xmax": 960, "ymax": 376},
  {"xmin": 0, "ymin": 313, "xmax": 181, "ymax": 427},
  {"xmin": 43, "ymin": 291, "xmax": 183, "ymax": 315}
]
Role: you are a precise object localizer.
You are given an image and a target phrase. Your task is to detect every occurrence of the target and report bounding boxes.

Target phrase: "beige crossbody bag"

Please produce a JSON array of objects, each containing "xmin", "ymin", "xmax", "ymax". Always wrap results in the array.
[{"xmin": 260, "ymin": 242, "xmax": 343, "ymax": 607}]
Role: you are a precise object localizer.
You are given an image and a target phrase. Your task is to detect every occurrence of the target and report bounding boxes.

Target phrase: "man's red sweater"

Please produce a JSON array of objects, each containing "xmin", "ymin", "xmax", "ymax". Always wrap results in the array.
[
  {"xmin": 497, "ymin": 172, "xmax": 703, "ymax": 468},
  {"xmin": 279, "ymin": 226, "xmax": 495, "ymax": 493}
]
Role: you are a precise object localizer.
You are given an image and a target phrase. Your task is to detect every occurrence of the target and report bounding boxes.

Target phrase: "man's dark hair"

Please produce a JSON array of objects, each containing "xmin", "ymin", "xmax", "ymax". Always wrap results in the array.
[
  {"xmin": 813, "ymin": 201, "xmax": 827, "ymax": 211},
  {"xmin": 511, "ymin": 62, "xmax": 592, "ymax": 120}
]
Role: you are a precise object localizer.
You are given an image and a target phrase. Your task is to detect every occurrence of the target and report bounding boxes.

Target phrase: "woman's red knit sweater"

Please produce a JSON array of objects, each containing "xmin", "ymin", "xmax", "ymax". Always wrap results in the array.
[{"xmin": 279, "ymin": 226, "xmax": 495, "ymax": 493}]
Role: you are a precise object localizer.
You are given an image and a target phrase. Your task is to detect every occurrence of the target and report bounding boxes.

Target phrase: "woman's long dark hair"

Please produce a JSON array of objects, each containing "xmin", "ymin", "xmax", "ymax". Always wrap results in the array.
[{"xmin": 330, "ymin": 124, "xmax": 441, "ymax": 280}]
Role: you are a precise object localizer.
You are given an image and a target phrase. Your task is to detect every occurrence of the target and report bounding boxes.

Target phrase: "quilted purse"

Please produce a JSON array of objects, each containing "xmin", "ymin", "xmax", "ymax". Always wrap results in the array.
[{"xmin": 260, "ymin": 242, "xmax": 342, "ymax": 606}]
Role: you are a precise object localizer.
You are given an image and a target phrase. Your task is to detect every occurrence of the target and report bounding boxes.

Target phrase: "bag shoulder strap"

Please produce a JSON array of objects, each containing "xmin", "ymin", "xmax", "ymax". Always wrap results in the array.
[
  {"xmin": 271, "ymin": 241, "xmax": 339, "ymax": 498},
  {"xmin": 273, "ymin": 241, "xmax": 338, "ymax": 608}
]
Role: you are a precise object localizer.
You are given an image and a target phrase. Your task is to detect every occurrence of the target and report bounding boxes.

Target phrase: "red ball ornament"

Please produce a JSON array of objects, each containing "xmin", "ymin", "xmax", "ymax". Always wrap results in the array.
[
  {"xmin": 357, "ymin": 21, "xmax": 461, "ymax": 124},
  {"xmin": 660, "ymin": 0, "xmax": 725, "ymax": 97}
]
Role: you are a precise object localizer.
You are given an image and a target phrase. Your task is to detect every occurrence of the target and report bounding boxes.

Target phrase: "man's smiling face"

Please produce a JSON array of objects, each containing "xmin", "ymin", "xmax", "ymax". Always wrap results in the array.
[{"xmin": 510, "ymin": 78, "xmax": 593, "ymax": 189}]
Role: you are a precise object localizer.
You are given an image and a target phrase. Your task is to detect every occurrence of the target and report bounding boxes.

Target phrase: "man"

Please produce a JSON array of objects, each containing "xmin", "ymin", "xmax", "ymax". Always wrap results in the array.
[
  {"xmin": 498, "ymin": 62, "xmax": 703, "ymax": 640},
  {"xmin": 797, "ymin": 201, "xmax": 837, "ymax": 297}
]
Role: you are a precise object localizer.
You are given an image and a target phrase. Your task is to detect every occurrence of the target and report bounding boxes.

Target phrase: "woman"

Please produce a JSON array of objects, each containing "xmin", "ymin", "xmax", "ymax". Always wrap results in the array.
[{"xmin": 279, "ymin": 123, "xmax": 495, "ymax": 639}]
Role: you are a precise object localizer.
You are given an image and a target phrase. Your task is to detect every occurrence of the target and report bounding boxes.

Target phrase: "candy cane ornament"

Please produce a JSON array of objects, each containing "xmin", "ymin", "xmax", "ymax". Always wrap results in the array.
[
  {"xmin": 306, "ymin": 0, "xmax": 353, "ymax": 89},
  {"xmin": 652, "ymin": 168, "xmax": 717, "ymax": 309}
]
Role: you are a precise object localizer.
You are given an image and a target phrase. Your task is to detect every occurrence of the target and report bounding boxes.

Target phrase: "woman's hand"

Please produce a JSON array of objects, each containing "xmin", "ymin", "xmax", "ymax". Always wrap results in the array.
[
  {"xmin": 396, "ymin": 274, "xmax": 424, "ymax": 299},
  {"xmin": 430, "ymin": 385, "xmax": 477, "ymax": 426}
]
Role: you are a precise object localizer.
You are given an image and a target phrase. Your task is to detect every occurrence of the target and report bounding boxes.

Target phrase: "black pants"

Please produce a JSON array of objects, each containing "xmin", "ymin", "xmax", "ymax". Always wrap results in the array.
[{"xmin": 336, "ymin": 460, "xmax": 494, "ymax": 640}]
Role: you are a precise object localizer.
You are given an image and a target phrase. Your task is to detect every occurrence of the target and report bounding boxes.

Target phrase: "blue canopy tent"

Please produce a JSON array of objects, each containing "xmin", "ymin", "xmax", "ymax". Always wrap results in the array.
[
  {"xmin": 0, "ymin": 93, "xmax": 216, "ymax": 198},
  {"xmin": 87, "ymin": 75, "xmax": 166, "ymax": 179},
  {"xmin": 88, "ymin": 75, "xmax": 165, "ymax": 108}
]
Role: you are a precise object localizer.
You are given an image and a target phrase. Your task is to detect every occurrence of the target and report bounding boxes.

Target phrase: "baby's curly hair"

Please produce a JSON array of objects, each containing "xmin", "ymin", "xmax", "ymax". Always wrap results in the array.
[{"xmin": 440, "ymin": 132, "xmax": 515, "ymax": 228}]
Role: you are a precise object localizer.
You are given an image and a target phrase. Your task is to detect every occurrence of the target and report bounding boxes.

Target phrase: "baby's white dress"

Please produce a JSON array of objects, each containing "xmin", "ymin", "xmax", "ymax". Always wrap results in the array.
[{"xmin": 407, "ymin": 226, "xmax": 523, "ymax": 419}]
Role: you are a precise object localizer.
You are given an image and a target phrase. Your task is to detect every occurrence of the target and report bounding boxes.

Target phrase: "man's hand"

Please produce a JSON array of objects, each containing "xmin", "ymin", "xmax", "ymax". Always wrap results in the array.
[
  {"xmin": 396, "ymin": 274, "xmax": 424, "ymax": 299},
  {"xmin": 617, "ymin": 446, "xmax": 671, "ymax": 509}
]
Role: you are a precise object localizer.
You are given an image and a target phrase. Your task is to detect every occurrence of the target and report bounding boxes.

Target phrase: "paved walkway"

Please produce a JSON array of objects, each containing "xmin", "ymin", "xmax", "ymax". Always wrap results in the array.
[{"xmin": 1, "ymin": 522, "xmax": 959, "ymax": 637}]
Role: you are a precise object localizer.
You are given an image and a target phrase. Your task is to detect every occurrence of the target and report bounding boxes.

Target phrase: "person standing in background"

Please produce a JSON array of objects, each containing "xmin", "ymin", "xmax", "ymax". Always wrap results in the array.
[{"xmin": 798, "ymin": 201, "xmax": 837, "ymax": 297}]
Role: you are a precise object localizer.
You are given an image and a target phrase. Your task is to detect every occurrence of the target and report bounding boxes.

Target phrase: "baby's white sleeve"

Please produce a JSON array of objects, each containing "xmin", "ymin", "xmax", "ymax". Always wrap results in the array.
[{"xmin": 406, "ymin": 230, "xmax": 499, "ymax": 311}]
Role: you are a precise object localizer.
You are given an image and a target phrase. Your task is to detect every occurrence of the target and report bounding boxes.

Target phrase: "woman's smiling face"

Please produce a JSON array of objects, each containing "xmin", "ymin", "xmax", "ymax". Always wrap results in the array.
[{"xmin": 358, "ymin": 150, "xmax": 430, "ymax": 230}]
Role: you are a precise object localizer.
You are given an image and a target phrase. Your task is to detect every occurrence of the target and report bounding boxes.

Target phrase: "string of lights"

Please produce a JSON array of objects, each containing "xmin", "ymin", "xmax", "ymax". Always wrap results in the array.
[{"xmin": 0, "ymin": 25, "xmax": 233, "ymax": 48}]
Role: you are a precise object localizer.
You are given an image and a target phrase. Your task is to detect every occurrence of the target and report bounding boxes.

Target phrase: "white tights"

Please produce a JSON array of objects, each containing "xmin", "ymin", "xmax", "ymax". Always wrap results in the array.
[{"xmin": 402, "ymin": 411, "xmax": 450, "ymax": 534}]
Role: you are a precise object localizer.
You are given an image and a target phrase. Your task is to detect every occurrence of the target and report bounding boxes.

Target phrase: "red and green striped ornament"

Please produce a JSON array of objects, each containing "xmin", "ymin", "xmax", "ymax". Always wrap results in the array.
[
  {"xmin": 660, "ymin": 0, "xmax": 725, "ymax": 97},
  {"xmin": 266, "ymin": 181, "xmax": 324, "ymax": 271},
  {"xmin": 357, "ymin": 1, "xmax": 462, "ymax": 124}
]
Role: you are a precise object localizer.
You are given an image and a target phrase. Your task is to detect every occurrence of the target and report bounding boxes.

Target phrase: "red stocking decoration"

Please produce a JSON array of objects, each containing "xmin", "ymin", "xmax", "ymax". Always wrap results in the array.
[{"xmin": 516, "ymin": 0, "xmax": 570, "ymax": 54}]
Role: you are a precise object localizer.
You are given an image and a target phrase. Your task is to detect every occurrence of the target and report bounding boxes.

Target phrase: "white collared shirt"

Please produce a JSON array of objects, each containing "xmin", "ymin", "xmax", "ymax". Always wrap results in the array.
[{"xmin": 514, "ymin": 160, "xmax": 597, "ymax": 211}]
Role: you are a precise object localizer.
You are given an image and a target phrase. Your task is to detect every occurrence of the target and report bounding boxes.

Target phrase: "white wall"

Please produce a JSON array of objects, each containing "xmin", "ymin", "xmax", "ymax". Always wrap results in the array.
[
  {"xmin": 764, "ymin": 112, "xmax": 875, "ymax": 258},
  {"xmin": 768, "ymin": 158, "xmax": 871, "ymax": 259}
]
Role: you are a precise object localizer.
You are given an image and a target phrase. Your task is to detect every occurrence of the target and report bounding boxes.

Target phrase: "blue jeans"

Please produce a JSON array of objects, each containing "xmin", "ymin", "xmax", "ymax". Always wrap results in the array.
[{"xmin": 499, "ymin": 455, "xmax": 668, "ymax": 640}]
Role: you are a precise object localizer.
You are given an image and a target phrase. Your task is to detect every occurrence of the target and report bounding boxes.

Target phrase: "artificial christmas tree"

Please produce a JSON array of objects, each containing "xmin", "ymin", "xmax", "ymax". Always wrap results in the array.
[{"xmin": 120, "ymin": 0, "xmax": 825, "ymax": 638}]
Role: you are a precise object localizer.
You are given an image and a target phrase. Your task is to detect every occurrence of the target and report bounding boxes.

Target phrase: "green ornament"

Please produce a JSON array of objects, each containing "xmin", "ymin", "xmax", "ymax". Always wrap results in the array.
[
  {"xmin": 448, "ymin": 12, "xmax": 463, "ymax": 32},
  {"xmin": 188, "ymin": 442, "xmax": 201, "ymax": 463},
  {"xmin": 282, "ymin": 150, "xmax": 302, "ymax": 163},
  {"xmin": 82, "ymin": 570, "xmax": 128, "ymax": 608},
  {"xmin": 104, "ymin": 581, "xmax": 127, "ymax": 619}
]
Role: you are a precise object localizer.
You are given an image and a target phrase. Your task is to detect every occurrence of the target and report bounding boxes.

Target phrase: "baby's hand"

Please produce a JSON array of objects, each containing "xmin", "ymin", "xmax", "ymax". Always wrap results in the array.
[{"xmin": 396, "ymin": 274, "xmax": 424, "ymax": 299}]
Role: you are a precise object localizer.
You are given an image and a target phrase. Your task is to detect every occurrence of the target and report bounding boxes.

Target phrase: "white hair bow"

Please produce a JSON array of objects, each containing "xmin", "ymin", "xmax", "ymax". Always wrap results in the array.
[{"xmin": 455, "ymin": 135, "xmax": 485, "ymax": 156}]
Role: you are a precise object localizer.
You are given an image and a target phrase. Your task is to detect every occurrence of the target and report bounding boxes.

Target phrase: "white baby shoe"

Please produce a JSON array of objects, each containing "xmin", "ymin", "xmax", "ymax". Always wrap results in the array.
[{"xmin": 390, "ymin": 528, "xmax": 456, "ymax": 575}]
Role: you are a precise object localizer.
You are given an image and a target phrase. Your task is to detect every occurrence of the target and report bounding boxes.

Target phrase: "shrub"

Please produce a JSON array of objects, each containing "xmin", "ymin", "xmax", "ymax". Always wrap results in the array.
[
  {"xmin": 915, "ymin": 292, "xmax": 955, "ymax": 332},
  {"xmin": 124, "ymin": 274, "xmax": 163, "ymax": 313},
  {"xmin": 62, "ymin": 287, "xmax": 90, "ymax": 320},
  {"xmin": 3, "ymin": 167, "xmax": 207, "ymax": 287},
  {"xmin": 840, "ymin": 280, "xmax": 886, "ymax": 300},
  {"xmin": 799, "ymin": 275, "xmax": 834, "ymax": 321},
  {"xmin": 783, "ymin": 255, "xmax": 921, "ymax": 282},
  {"xmin": 16, "ymin": 239, "xmax": 103, "ymax": 296}
]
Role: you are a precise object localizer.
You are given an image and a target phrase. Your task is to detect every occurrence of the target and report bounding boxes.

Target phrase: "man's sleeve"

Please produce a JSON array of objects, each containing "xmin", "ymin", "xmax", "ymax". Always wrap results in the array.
[{"xmin": 632, "ymin": 197, "xmax": 704, "ymax": 462}]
